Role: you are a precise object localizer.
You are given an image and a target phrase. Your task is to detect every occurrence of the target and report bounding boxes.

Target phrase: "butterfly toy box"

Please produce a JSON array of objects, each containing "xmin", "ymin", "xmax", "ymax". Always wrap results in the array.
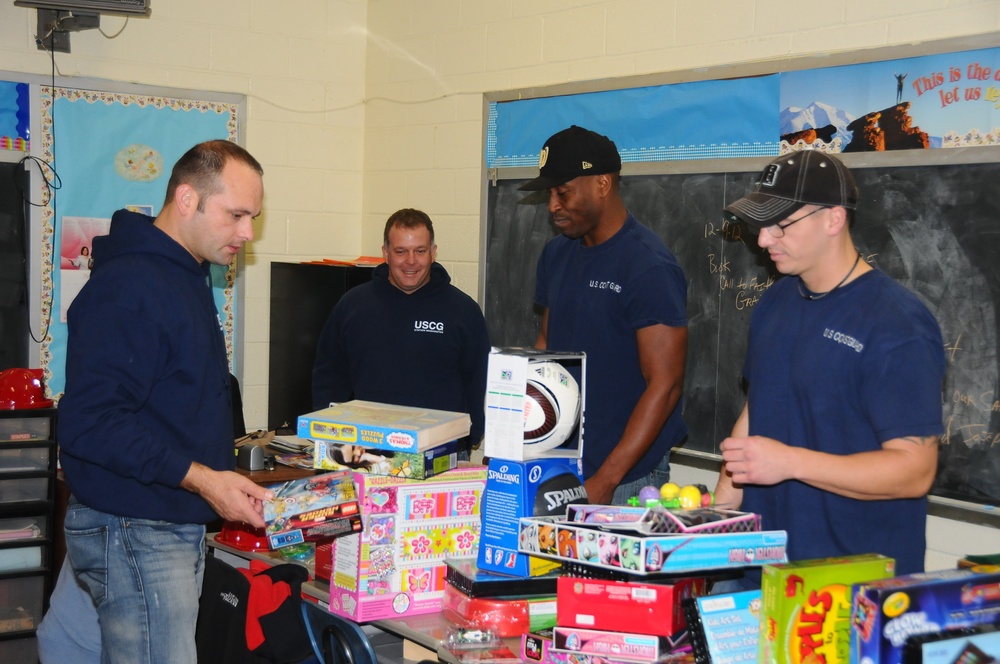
[{"xmin": 315, "ymin": 467, "xmax": 487, "ymax": 622}]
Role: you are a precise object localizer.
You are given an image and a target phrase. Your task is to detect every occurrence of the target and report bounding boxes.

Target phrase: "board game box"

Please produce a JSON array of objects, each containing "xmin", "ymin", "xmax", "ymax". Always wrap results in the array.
[
  {"xmin": 297, "ymin": 400, "xmax": 471, "ymax": 453},
  {"xmin": 851, "ymin": 566, "xmax": 1000, "ymax": 664},
  {"xmin": 263, "ymin": 470, "xmax": 362, "ymax": 549},
  {"xmin": 312, "ymin": 438, "xmax": 458, "ymax": 479},
  {"xmin": 519, "ymin": 516, "xmax": 787, "ymax": 575},
  {"xmin": 759, "ymin": 553, "xmax": 896, "ymax": 664}
]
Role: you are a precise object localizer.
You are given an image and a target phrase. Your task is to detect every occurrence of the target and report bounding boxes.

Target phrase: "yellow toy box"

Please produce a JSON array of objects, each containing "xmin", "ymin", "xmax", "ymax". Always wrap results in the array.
[{"xmin": 760, "ymin": 553, "xmax": 895, "ymax": 664}]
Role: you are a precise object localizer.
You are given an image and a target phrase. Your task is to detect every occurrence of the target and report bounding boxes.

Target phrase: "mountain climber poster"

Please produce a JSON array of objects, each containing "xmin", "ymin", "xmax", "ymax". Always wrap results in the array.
[{"xmin": 779, "ymin": 46, "xmax": 1000, "ymax": 152}]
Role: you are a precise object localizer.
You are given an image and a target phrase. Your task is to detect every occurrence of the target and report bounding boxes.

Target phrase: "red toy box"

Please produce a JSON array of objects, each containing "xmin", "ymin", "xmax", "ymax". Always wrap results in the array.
[{"xmin": 556, "ymin": 575, "xmax": 707, "ymax": 637}]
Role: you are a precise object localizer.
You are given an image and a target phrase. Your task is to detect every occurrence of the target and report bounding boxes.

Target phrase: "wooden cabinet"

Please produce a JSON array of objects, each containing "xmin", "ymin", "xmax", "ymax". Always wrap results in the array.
[{"xmin": 0, "ymin": 408, "xmax": 57, "ymax": 663}]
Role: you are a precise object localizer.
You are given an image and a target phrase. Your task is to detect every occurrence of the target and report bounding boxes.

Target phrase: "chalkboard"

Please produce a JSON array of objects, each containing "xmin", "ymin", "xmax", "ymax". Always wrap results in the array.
[{"xmin": 484, "ymin": 162, "xmax": 1000, "ymax": 505}]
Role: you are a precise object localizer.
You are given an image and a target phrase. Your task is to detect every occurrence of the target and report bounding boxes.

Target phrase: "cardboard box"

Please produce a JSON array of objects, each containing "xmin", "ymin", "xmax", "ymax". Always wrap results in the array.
[
  {"xmin": 566, "ymin": 504, "xmax": 761, "ymax": 535},
  {"xmin": 477, "ymin": 457, "xmax": 586, "ymax": 577},
  {"xmin": 315, "ymin": 467, "xmax": 487, "ymax": 622},
  {"xmin": 851, "ymin": 566, "xmax": 1000, "ymax": 664},
  {"xmin": 759, "ymin": 553, "xmax": 896, "ymax": 664},
  {"xmin": 557, "ymin": 575, "xmax": 707, "ymax": 637},
  {"xmin": 484, "ymin": 348, "xmax": 585, "ymax": 461},
  {"xmin": 521, "ymin": 630, "xmax": 683, "ymax": 664},
  {"xmin": 297, "ymin": 400, "xmax": 471, "ymax": 453},
  {"xmin": 263, "ymin": 470, "xmax": 362, "ymax": 549},
  {"xmin": 551, "ymin": 626, "xmax": 677, "ymax": 663},
  {"xmin": 313, "ymin": 439, "xmax": 458, "ymax": 480},
  {"xmin": 442, "ymin": 583, "xmax": 557, "ymax": 637},
  {"xmin": 519, "ymin": 516, "xmax": 788, "ymax": 575}
]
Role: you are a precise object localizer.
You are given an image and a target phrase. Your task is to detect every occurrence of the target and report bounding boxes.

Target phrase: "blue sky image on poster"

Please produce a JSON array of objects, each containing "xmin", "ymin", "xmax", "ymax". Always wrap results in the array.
[{"xmin": 780, "ymin": 47, "xmax": 1000, "ymax": 151}]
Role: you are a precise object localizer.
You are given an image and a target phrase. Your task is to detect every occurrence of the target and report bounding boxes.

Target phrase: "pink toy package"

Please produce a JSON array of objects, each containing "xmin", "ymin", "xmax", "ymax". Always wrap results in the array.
[{"xmin": 315, "ymin": 467, "xmax": 487, "ymax": 622}]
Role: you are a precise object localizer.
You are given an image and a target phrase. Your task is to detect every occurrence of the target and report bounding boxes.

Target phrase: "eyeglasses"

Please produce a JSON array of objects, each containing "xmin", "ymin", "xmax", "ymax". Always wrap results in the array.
[{"xmin": 750, "ymin": 206, "xmax": 828, "ymax": 238}]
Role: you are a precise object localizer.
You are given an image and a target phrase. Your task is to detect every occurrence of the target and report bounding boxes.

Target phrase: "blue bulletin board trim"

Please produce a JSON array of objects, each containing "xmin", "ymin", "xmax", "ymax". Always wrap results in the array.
[
  {"xmin": 38, "ymin": 86, "xmax": 240, "ymax": 397},
  {"xmin": 487, "ymin": 47, "xmax": 1000, "ymax": 168},
  {"xmin": 0, "ymin": 80, "xmax": 30, "ymax": 150}
]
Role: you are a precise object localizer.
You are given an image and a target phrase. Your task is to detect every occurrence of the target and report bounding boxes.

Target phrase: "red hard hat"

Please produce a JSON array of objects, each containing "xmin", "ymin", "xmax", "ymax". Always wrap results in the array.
[{"xmin": 0, "ymin": 368, "xmax": 55, "ymax": 410}]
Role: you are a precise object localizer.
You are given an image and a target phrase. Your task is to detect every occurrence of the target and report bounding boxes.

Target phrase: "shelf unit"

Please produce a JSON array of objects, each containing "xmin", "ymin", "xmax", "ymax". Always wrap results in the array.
[{"xmin": 0, "ymin": 408, "xmax": 57, "ymax": 663}]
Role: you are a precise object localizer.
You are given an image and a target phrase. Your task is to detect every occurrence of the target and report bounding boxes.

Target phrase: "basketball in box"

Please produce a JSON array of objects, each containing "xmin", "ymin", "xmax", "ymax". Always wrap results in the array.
[
  {"xmin": 557, "ymin": 575, "xmax": 707, "ymax": 637},
  {"xmin": 263, "ymin": 470, "xmax": 362, "ymax": 549},
  {"xmin": 759, "ymin": 553, "xmax": 896, "ymax": 664},
  {"xmin": 313, "ymin": 439, "xmax": 458, "ymax": 480},
  {"xmin": 477, "ymin": 457, "xmax": 587, "ymax": 577},
  {"xmin": 851, "ymin": 566, "xmax": 1000, "ymax": 664},
  {"xmin": 519, "ymin": 516, "xmax": 788, "ymax": 575},
  {"xmin": 484, "ymin": 348, "xmax": 585, "ymax": 462},
  {"xmin": 314, "ymin": 467, "xmax": 486, "ymax": 622}
]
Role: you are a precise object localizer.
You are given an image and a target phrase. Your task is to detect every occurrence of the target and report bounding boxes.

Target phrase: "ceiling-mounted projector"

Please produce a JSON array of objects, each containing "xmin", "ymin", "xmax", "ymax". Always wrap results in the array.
[{"xmin": 13, "ymin": 0, "xmax": 150, "ymax": 16}]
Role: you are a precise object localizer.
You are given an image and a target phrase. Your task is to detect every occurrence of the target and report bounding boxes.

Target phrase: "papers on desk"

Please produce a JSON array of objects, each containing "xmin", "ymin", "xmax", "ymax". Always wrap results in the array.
[
  {"xmin": 269, "ymin": 435, "xmax": 314, "ymax": 454},
  {"xmin": 273, "ymin": 452, "xmax": 315, "ymax": 469}
]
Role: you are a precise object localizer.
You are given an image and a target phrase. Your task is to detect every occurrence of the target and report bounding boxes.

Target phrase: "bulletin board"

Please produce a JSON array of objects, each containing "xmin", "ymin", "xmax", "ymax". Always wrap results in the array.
[{"xmin": 34, "ymin": 85, "xmax": 241, "ymax": 397}]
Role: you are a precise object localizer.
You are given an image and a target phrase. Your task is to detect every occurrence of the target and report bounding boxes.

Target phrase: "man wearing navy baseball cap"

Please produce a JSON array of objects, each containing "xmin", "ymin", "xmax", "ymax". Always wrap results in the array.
[
  {"xmin": 525, "ymin": 125, "xmax": 689, "ymax": 505},
  {"xmin": 714, "ymin": 150, "xmax": 945, "ymax": 583}
]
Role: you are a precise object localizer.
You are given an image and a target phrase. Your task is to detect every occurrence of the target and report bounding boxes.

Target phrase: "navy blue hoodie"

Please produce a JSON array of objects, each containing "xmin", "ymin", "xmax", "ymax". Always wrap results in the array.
[
  {"xmin": 59, "ymin": 210, "xmax": 235, "ymax": 524},
  {"xmin": 312, "ymin": 262, "xmax": 490, "ymax": 444}
]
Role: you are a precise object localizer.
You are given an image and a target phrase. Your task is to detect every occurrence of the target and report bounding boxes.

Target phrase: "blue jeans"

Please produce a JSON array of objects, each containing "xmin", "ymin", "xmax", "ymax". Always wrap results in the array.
[
  {"xmin": 63, "ymin": 500, "xmax": 206, "ymax": 664},
  {"xmin": 610, "ymin": 451, "xmax": 672, "ymax": 506},
  {"xmin": 37, "ymin": 559, "xmax": 101, "ymax": 664}
]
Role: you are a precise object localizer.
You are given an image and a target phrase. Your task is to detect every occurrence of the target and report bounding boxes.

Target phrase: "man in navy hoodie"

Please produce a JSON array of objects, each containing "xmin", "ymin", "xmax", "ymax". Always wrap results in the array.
[
  {"xmin": 56, "ymin": 140, "xmax": 273, "ymax": 663},
  {"xmin": 312, "ymin": 208, "xmax": 490, "ymax": 454}
]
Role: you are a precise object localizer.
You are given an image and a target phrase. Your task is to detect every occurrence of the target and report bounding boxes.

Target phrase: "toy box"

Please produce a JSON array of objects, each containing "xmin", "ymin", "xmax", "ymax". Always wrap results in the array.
[
  {"xmin": 851, "ymin": 566, "xmax": 1000, "ymax": 664},
  {"xmin": 442, "ymin": 583, "xmax": 557, "ymax": 637},
  {"xmin": 519, "ymin": 516, "xmax": 788, "ymax": 575},
  {"xmin": 759, "ymin": 553, "xmax": 896, "ymax": 664},
  {"xmin": 297, "ymin": 400, "xmax": 471, "ymax": 453},
  {"xmin": 263, "ymin": 470, "xmax": 362, "ymax": 549},
  {"xmin": 557, "ymin": 575, "xmax": 707, "ymax": 637},
  {"xmin": 566, "ymin": 504, "xmax": 761, "ymax": 535},
  {"xmin": 521, "ymin": 629, "xmax": 689, "ymax": 664},
  {"xmin": 483, "ymin": 348, "xmax": 585, "ymax": 461},
  {"xmin": 312, "ymin": 439, "xmax": 458, "ymax": 480},
  {"xmin": 314, "ymin": 467, "xmax": 487, "ymax": 622},
  {"xmin": 686, "ymin": 589, "xmax": 763, "ymax": 664},
  {"xmin": 477, "ymin": 457, "xmax": 586, "ymax": 577},
  {"xmin": 552, "ymin": 626, "xmax": 683, "ymax": 663}
]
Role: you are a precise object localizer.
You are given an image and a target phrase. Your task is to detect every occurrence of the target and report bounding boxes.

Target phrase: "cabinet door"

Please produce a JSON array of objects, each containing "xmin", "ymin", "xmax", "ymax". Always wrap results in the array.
[{"xmin": 267, "ymin": 263, "xmax": 374, "ymax": 430}]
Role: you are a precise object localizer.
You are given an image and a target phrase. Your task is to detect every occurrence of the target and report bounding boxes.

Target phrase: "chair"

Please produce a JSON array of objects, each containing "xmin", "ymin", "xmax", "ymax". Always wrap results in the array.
[{"xmin": 299, "ymin": 601, "xmax": 379, "ymax": 664}]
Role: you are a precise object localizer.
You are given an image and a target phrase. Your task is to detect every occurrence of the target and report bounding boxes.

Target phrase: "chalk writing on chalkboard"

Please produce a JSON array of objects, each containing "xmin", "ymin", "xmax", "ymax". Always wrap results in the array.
[{"xmin": 485, "ymin": 163, "xmax": 1000, "ymax": 506}]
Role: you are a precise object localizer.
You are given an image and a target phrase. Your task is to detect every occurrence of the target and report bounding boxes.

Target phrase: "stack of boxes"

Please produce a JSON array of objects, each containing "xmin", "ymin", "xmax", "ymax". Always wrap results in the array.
[
  {"xmin": 476, "ymin": 348, "xmax": 589, "ymax": 578},
  {"xmin": 264, "ymin": 401, "xmax": 488, "ymax": 622}
]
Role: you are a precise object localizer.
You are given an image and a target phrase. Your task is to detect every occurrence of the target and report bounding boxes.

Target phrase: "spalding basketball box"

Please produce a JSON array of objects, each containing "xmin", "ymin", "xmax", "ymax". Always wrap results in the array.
[
  {"xmin": 483, "ymin": 348, "xmax": 585, "ymax": 462},
  {"xmin": 477, "ymin": 457, "xmax": 588, "ymax": 577}
]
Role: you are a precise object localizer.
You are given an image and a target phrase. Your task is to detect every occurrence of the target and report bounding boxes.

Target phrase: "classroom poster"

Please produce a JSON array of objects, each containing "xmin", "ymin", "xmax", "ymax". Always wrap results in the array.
[
  {"xmin": 37, "ymin": 87, "xmax": 239, "ymax": 397},
  {"xmin": 487, "ymin": 46, "xmax": 1000, "ymax": 167},
  {"xmin": 780, "ymin": 47, "xmax": 1000, "ymax": 151}
]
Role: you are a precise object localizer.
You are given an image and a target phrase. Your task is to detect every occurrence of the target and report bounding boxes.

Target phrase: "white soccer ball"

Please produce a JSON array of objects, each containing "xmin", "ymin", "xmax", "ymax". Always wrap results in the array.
[{"xmin": 523, "ymin": 360, "xmax": 580, "ymax": 455}]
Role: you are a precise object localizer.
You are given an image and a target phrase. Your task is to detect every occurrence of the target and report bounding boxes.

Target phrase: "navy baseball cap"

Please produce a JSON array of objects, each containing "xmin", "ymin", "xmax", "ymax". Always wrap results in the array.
[
  {"xmin": 519, "ymin": 125, "xmax": 623, "ymax": 191},
  {"xmin": 724, "ymin": 150, "xmax": 858, "ymax": 227}
]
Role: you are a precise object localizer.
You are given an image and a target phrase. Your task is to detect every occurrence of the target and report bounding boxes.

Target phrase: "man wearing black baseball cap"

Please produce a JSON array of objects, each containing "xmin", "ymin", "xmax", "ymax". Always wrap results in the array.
[
  {"xmin": 714, "ymin": 151, "xmax": 945, "ymax": 583},
  {"xmin": 525, "ymin": 125, "xmax": 689, "ymax": 505}
]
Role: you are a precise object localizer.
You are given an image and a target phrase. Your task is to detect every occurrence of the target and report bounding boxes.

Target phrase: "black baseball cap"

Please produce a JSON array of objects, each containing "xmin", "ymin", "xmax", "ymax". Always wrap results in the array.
[
  {"xmin": 724, "ymin": 151, "xmax": 858, "ymax": 227},
  {"xmin": 519, "ymin": 125, "xmax": 622, "ymax": 191}
]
